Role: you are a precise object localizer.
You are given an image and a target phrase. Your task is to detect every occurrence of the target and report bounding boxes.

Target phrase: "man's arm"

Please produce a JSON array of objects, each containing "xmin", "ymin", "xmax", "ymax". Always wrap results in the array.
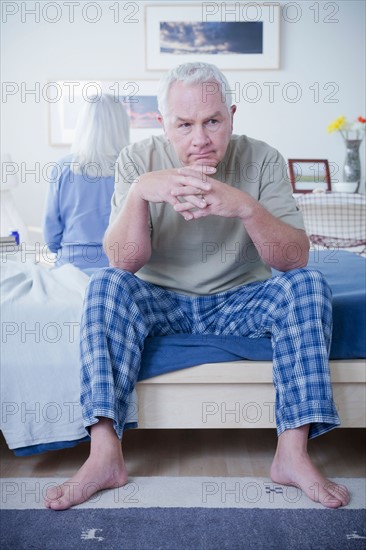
[
  {"xmin": 104, "ymin": 165, "xmax": 214, "ymax": 272},
  {"xmin": 172, "ymin": 168, "xmax": 309, "ymax": 272},
  {"xmin": 103, "ymin": 186, "xmax": 151, "ymax": 272},
  {"xmin": 232, "ymin": 192, "xmax": 309, "ymax": 271}
]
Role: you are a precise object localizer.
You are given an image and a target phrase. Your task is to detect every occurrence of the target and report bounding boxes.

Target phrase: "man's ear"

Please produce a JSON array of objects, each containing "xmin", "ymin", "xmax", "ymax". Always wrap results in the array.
[
  {"xmin": 157, "ymin": 114, "xmax": 165, "ymax": 130},
  {"xmin": 157, "ymin": 114, "xmax": 169, "ymax": 139},
  {"xmin": 230, "ymin": 105, "xmax": 237, "ymax": 131}
]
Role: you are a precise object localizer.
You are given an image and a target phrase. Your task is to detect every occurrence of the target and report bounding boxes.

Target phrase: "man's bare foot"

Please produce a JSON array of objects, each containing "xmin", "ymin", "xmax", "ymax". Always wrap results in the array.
[
  {"xmin": 44, "ymin": 418, "xmax": 128, "ymax": 511},
  {"xmin": 270, "ymin": 426, "xmax": 350, "ymax": 509},
  {"xmin": 44, "ymin": 455, "xmax": 128, "ymax": 511}
]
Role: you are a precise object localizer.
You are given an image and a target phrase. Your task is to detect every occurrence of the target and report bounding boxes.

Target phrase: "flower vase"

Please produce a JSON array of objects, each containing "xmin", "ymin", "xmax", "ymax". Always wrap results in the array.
[{"xmin": 342, "ymin": 137, "xmax": 362, "ymax": 190}]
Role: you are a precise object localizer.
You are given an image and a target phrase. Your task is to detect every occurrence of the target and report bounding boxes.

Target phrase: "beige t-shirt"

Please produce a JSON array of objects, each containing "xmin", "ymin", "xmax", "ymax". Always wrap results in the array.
[{"xmin": 110, "ymin": 134, "xmax": 305, "ymax": 296}]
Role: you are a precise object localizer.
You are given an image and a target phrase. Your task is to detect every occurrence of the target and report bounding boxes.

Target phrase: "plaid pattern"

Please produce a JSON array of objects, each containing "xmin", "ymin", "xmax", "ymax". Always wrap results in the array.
[
  {"xmin": 80, "ymin": 268, "xmax": 340, "ymax": 440},
  {"xmin": 296, "ymin": 193, "xmax": 366, "ymax": 255}
]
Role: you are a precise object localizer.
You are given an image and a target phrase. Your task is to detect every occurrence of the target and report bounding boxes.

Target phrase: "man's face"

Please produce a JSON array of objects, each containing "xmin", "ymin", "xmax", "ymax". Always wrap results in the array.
[{"xmin": 158, "ymin": 80, "xmax": 236, "ymax": 167}]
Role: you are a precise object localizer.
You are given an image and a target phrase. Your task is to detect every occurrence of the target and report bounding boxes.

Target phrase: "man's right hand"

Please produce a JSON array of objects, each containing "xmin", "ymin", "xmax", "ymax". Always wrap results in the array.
[{"xmin": 104, "ymin": 165, "xmax": 217, "ymax": 270}]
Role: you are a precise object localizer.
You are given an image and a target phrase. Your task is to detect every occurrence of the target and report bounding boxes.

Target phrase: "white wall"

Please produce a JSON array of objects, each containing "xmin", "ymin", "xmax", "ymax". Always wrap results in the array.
[{"xmin": 1, "ymin": 0, "xmax": 365, "ymax": 243}]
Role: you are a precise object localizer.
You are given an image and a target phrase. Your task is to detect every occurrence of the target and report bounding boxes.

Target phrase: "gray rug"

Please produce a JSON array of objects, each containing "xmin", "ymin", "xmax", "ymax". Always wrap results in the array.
[{"xmin": 2, "ymin": 508, "xmax": 366, "ymax": 549}]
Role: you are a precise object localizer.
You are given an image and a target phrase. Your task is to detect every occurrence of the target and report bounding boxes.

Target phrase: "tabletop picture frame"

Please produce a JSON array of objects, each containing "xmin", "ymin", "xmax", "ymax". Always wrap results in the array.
[
  {"xmin": 48, "ymin": 79, "xmax": 161, "ymax": 146},
  {"xmin": 288, "ymin": 159, "xmax": 332, "ymax": 193},
  {"xmin": 145, "ymin": 3, "xmax": 280, "ymax": 71}
]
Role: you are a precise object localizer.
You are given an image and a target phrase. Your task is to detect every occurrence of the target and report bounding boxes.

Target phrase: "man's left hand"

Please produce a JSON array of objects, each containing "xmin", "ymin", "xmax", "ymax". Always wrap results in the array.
[{"xmin": 173, "ymin": 166, "xmax": 249, "ymax": 221}]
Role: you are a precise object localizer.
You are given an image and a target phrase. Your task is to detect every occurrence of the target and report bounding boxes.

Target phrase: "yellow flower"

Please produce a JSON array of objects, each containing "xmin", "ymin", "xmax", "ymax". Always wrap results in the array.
[{"xmin": 326, "ymin": 115, "xmax": 346, "ymax": 133}]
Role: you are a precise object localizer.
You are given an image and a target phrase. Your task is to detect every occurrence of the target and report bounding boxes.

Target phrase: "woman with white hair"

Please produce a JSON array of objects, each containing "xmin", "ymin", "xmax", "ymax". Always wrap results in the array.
[{"xmin": 43, "ymin": 94, "xmax": 129, "ymax": 271}]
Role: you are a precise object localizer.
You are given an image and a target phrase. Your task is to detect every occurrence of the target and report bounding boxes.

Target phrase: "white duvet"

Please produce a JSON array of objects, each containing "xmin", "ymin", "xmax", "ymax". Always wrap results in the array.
[{"xmin": 0, "ymin": 258, "xmax": 137, "ymax": 451}]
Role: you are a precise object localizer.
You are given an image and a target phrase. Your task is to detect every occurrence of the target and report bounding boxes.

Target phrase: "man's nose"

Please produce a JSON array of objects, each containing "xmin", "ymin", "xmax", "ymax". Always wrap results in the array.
[{"xmin": 192, "ymin": 125, "xmax": 210, "ymax": 147}]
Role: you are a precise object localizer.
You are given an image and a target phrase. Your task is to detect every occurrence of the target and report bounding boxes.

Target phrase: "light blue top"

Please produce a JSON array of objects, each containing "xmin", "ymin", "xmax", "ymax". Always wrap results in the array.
[{"xmin": 43, "ymin": 155, "xmax": 115, "ymax": 270}]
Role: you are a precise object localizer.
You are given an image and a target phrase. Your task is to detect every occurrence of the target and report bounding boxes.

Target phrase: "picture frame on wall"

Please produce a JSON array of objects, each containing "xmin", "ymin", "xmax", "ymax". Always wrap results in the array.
[
  {"xmin": 288, "ymin": 159, "xmax": 332, "ymax": 193},
  {"xmin": 145, "ymin": 3, "xmax": 280, "ymax": 70},
  {"xmin": 48, "ymin": 79, "xmax": 161, "ymax": 146}
]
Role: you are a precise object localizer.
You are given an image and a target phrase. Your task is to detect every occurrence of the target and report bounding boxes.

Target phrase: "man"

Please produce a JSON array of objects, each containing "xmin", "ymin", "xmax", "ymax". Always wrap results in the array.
[{"xmin": 45, "ymin": 62, "xmax": 349, "ymax": 510}]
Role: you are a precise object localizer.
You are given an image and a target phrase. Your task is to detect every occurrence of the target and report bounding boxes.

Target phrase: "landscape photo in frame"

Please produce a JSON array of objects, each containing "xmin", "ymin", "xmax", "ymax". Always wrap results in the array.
[{"xmin": 145, "ymin": 3, "xmax": 280, "ymax": 70}]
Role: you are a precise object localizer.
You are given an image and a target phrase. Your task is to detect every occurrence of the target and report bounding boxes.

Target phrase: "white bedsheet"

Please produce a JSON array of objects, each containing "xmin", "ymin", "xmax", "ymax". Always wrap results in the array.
[{"xmin": 0, "ymin": 259, "xmax": 137, "ymax": 450}]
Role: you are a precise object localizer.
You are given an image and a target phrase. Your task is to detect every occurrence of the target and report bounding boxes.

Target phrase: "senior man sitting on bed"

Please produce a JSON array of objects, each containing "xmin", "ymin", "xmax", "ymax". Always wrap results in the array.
[{"xmin": 45, "ymin": 62, "xmax": 349, "ymax": 510}]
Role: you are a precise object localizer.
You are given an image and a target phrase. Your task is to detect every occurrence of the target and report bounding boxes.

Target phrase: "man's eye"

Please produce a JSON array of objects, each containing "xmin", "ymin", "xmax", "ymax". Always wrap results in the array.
[
  {"xmin": 179, "ymin": 123, "xmax": 191, "ymax": 129},
  {"xmin": 208, "ymin": 119, "xmax": 218, "ymax": 125}
]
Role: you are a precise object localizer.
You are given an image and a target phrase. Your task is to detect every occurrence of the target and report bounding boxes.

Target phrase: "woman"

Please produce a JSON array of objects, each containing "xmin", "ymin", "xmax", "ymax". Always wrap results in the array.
[{"xmin": 43, "ymin": 94, "xmax": 130, "ymax": 270}]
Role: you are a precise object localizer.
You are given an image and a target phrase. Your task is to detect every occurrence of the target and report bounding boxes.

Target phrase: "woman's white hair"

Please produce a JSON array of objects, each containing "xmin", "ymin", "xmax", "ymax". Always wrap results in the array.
[
  {"xmin": 71, "ymin": 93, "xmax": 130, "ymax": 177},
  {"xmin": 157, "ymin": 62, "xmax": 232, "ymax": 117}
]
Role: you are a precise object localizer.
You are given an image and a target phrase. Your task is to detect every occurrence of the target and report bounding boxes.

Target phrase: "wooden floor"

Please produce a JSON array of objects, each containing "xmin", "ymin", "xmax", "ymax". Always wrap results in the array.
[{"xmin": 1, "ymin": 428, "xmax": 365, "ymax": 478}]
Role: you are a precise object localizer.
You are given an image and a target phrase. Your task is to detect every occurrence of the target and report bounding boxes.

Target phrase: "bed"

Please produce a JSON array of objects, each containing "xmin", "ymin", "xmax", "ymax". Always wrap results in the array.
[{"xmin": 1, "ymin": 249, "xmax": 365, "ymax": 455}]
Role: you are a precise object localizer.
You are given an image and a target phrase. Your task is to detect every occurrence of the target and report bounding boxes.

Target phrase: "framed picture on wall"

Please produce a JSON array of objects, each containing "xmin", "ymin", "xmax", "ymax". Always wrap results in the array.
[
  {"xmin": 288, "ymin": 159, "xmax": 332, "ymax": 193},
  {"xmin": 145, "ymin": 3, "xmax": 280, "ymax": 70},
  {"xmin": 48, "ymin": 79, "xmax": 161, "ymax": 146}
]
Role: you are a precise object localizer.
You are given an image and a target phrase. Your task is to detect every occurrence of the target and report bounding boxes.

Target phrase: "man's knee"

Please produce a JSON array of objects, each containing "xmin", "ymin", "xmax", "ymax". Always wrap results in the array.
[
  {"xmin": 88, "ymin": 267, "xmax": 137, "ymax": 292},
  {"xmin": 284, "ymin": 268, "xmax": 331, "ymax": 301}
]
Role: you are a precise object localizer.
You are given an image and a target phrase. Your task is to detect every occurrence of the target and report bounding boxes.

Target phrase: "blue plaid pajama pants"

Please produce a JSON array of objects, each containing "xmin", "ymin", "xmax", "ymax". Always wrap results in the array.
[{"xmin": 80, "ymin": 267, "xmax": 340, "ymax": 440}]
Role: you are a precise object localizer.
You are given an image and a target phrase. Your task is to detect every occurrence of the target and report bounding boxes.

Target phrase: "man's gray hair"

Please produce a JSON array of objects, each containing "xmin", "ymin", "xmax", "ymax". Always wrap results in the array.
[{"xmin": 157, "ymin": 62, "xmax": 233, "ymax": 117}]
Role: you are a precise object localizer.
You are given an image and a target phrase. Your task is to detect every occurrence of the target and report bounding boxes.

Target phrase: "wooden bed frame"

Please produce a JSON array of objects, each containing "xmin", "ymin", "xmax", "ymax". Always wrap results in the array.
[{"xmin": 136, "ymin": 359, "xmax": 366, "ymax": 429}]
